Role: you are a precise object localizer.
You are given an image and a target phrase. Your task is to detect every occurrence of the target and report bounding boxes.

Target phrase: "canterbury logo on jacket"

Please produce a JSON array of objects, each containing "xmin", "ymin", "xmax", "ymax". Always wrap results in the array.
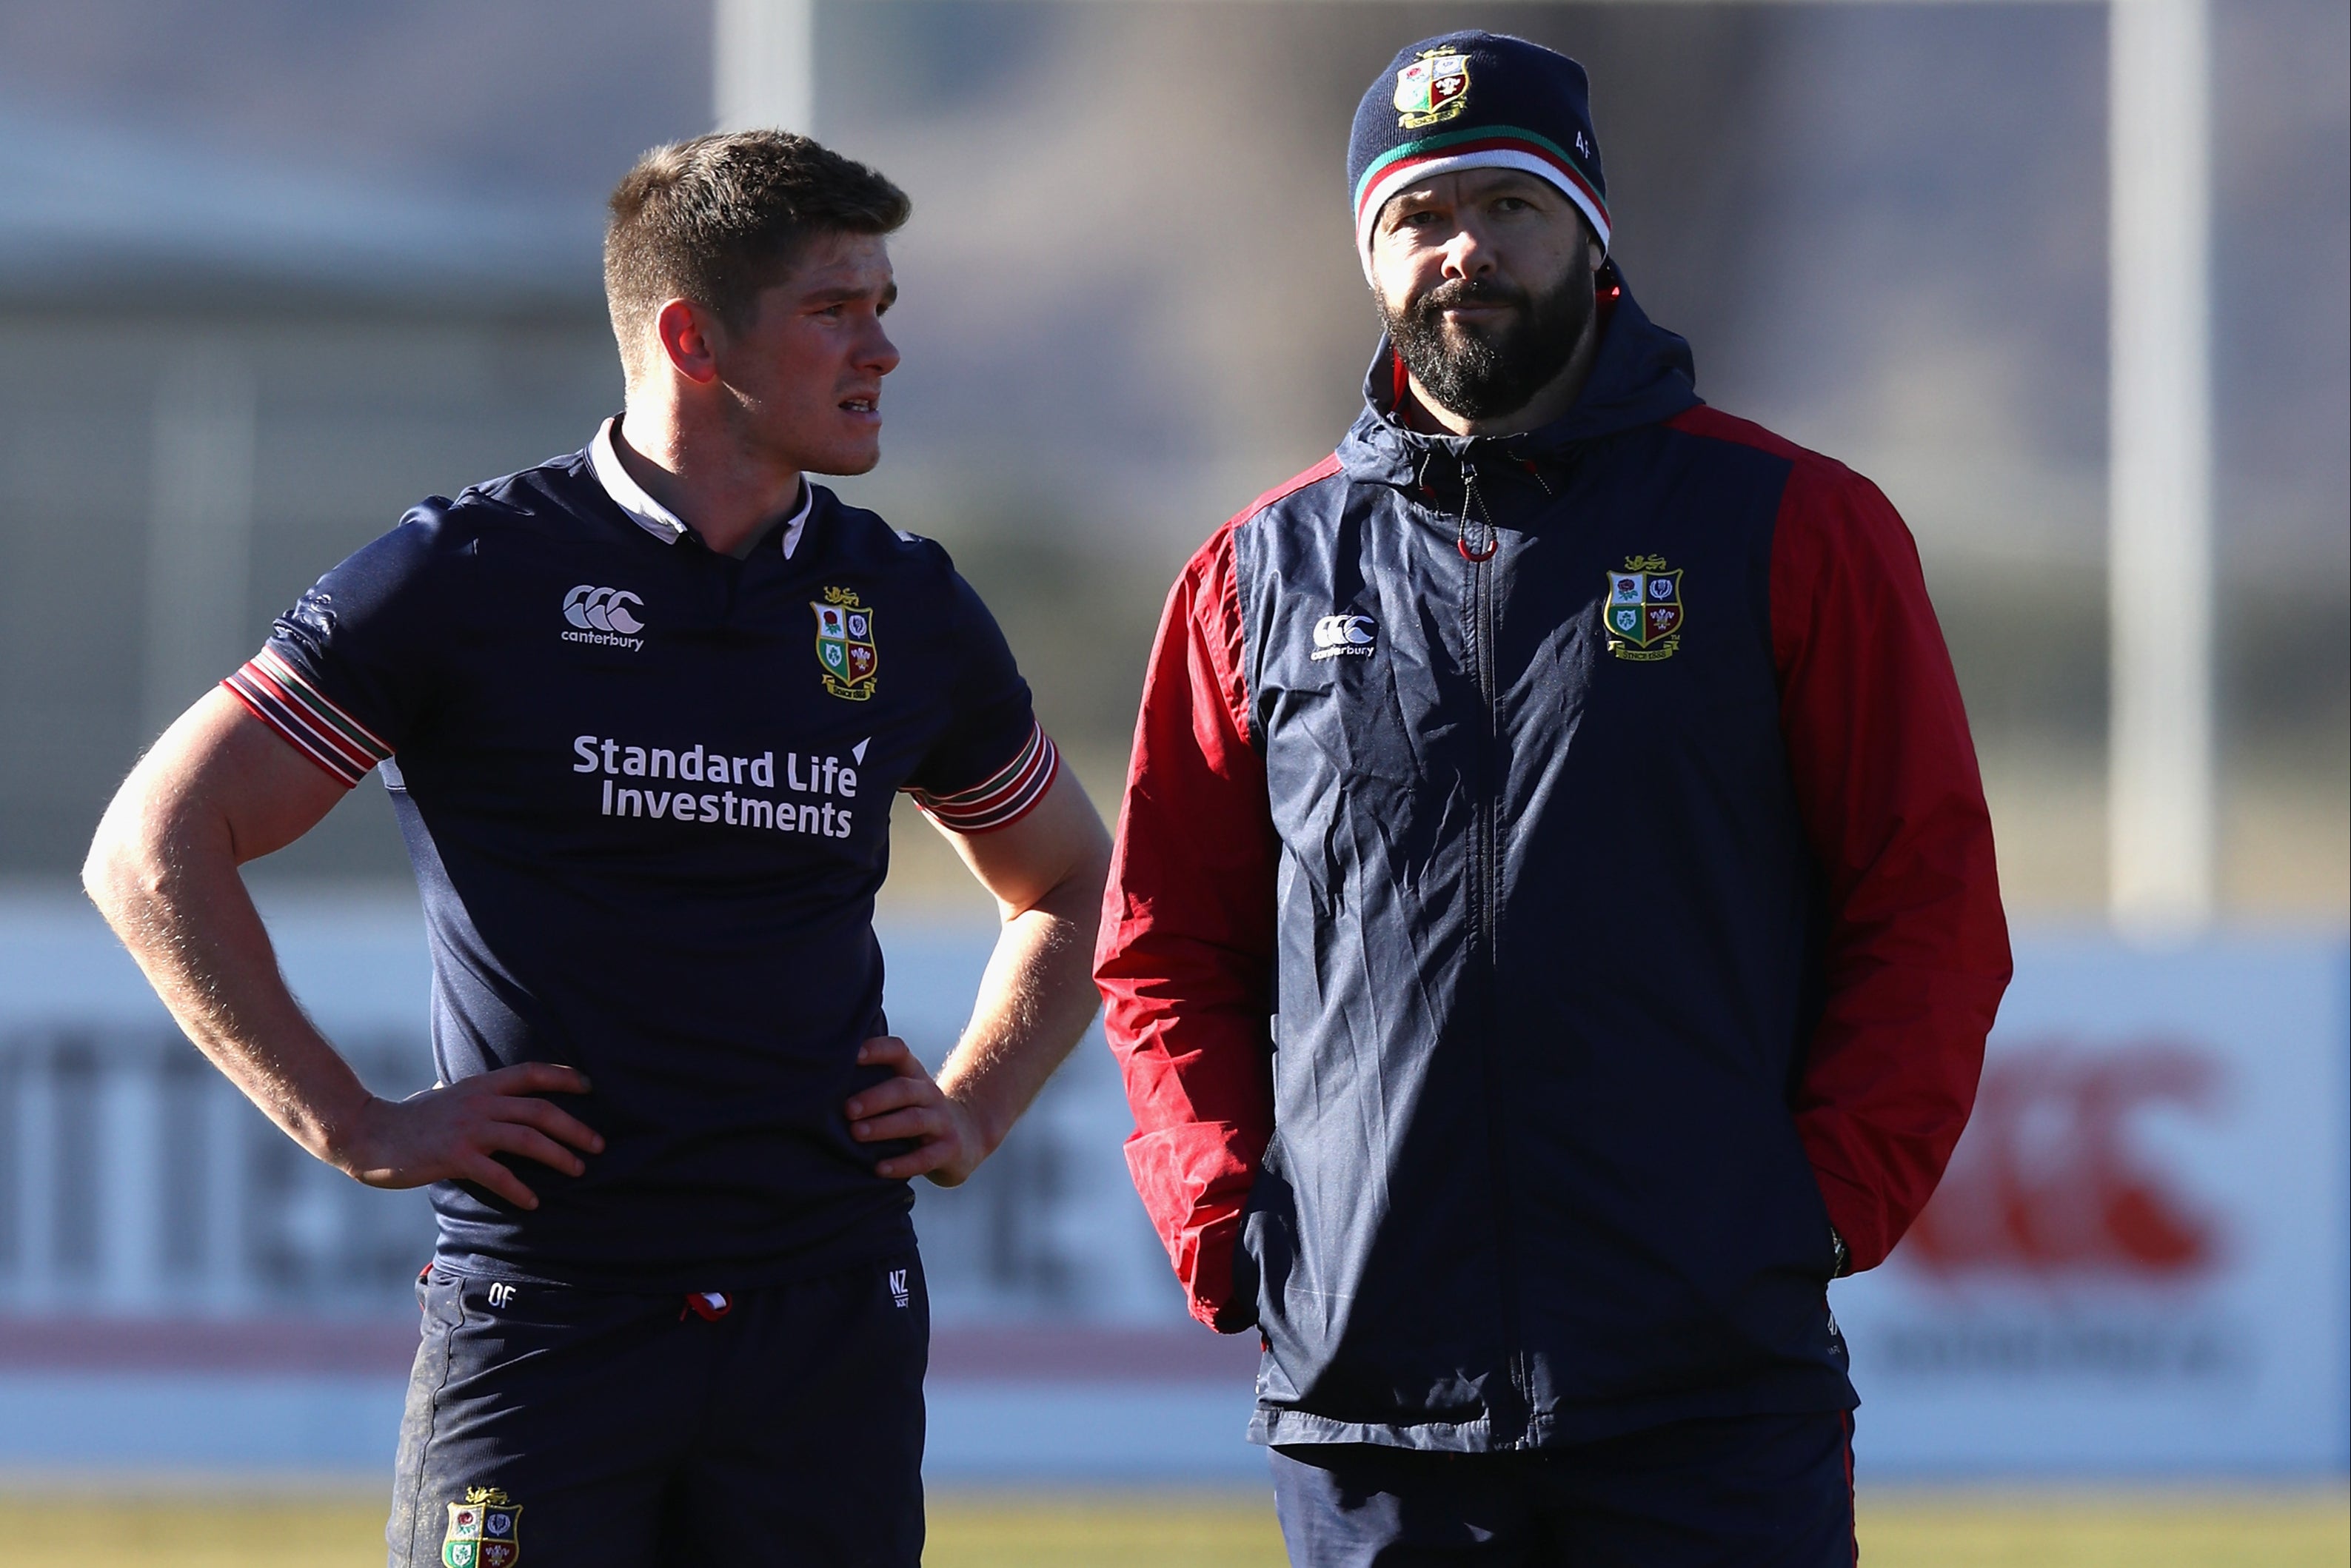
[{"xmin": 1095, "ymin": 274, "xmax": 2013, "ymax": 1451}]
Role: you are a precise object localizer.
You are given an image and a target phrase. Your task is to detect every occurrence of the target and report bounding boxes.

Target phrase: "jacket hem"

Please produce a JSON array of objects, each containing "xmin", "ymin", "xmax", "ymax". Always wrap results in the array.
[
  {"xmin": 1251, "ymin": 1407, "xmax": 1495, "ymax": 1450},
  {"xmin": 1249, "ymin": 1366, "xmax": 1859, "ymax": 1452}
]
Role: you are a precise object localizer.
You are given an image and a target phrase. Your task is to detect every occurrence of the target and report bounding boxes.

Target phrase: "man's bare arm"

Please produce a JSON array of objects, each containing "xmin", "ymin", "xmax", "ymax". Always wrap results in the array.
[
  {"xmin": 82, "ymin": 688, "xmax": 603, "ymax": 1210},
  {"xmin": 846, "ymin": 763, "xmax": 1111, "ymax": 1186}
]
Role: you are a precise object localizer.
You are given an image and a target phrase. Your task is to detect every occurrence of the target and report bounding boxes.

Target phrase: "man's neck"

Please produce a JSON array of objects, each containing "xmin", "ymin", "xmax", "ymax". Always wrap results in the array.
[
  {"xmin": 610, "ymin": 409, "xmax": 803, "ymax": 560},
  {"xmin": 1401, "ymin": 306, "xmax": 1604, "ymax": 440}
]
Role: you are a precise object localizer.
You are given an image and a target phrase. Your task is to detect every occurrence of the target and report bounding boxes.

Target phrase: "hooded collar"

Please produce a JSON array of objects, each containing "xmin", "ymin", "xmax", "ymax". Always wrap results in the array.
[{"xmin": 1337, "ymin": 265, "xmax": 1702, "ymax": 490}]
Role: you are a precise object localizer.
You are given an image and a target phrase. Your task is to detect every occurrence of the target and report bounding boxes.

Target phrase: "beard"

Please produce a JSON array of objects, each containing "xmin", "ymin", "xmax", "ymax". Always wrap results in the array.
[{"xmin": 1380, "ymin": 264, "xmax": 1595, "ymax": 423}]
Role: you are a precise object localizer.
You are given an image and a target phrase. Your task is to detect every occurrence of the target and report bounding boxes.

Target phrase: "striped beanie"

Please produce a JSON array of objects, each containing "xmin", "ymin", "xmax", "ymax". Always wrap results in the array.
[{"xmin": 1348, "ymin": 33, "xmax": 1611, "ymax": 278}]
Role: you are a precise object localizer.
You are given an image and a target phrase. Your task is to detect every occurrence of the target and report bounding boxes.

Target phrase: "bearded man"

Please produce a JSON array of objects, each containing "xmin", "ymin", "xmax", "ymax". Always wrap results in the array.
[{"xmin": 1095, "ymin": 33, "xmax": 2011, "ymax": 1566}]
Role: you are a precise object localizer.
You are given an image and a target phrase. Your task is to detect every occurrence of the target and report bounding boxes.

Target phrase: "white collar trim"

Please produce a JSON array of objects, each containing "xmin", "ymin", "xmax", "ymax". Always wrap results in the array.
[{"xmin": 589, "ymin": 415, "xmax": 814, "ymax": 560}]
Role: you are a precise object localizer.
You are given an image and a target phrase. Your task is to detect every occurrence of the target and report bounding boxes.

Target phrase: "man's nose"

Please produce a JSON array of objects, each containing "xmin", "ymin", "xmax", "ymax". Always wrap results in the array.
[
  {"xmin": 1439, "ymin": 224, "xmax": 1496, "ymax": 281},
  {"xmin": 862, "ymin": 321, "xmax": 901, "ymax": 376}
]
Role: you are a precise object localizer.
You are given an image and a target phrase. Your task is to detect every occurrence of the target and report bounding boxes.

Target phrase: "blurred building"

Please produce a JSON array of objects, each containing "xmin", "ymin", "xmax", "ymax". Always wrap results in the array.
[
  {"xmin": 0, "ymin": 0, "xmax": 2340, "ymax": 914},
  {"xmin": 812, "ymin": 0, "xmax": 2347, "ymax": 917},
  {"xmin": 0, "ymin": 98, "xmax": 618, "ymax": 877}
]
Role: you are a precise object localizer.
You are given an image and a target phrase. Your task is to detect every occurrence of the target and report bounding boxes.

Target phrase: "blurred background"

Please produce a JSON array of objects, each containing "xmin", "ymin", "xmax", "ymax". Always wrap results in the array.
[{"xmin": 0, "ymin": 1, "xmax": 2341, "ymax": 1563}]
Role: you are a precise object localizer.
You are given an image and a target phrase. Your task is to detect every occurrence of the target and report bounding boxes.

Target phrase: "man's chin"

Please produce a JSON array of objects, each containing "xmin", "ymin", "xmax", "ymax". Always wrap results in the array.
[
  {"xmin": 1425, "ymin": 386, "xmax": 1534, "ymax": 426},
  {"xmin": 798, "ymin": 440, "xmax": 883, "ymax": 478}
]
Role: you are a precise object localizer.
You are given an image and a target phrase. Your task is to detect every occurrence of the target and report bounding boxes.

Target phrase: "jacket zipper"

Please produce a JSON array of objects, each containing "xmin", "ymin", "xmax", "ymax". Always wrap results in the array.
[{"xmin": 1457, "ymin": 457, "xmax": 1531, "ymax": 1446}]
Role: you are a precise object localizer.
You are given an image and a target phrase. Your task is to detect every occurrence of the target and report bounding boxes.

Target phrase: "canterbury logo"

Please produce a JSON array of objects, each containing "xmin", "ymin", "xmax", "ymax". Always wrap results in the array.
[
  {"xmin": 1310, "ymin": 613, "xmax": 1376, "ymax": 661},
  {"xmin": 563, "ymin": 585, "xmax": 644, "ymax": 634}
]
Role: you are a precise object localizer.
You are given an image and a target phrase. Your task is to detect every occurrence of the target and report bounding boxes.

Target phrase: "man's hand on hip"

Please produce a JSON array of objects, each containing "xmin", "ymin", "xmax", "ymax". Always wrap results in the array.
[
  {"xmin": 337, "ymin": 1063, "xmax": 603, "ymax": 1211},
  {"xmin": 846, "ymin": 1036, "xmax": 989, "ymax": 1187},
  {"xmin": 843, "ymin": 765, "xmax": 1111, "ymax": 1189}
]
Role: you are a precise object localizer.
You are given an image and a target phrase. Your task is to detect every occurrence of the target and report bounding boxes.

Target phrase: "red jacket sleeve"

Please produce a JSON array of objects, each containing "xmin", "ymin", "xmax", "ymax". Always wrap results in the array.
[
  {"xmin": 1094, "ymin": 523, "xmax": 1279, "ymax": 1333},
  {"xmin": 1770, "ymin": 449, "xmax": 2013, "ymax": 1273}
]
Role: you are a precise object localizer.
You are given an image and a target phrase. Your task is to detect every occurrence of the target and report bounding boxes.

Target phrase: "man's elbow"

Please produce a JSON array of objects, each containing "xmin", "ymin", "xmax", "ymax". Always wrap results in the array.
[
  {"xmin": 78, "ymin": 834, "xmax": 118, "ymax": 919},
  {"xmin": 84, "ymin": 742, "xmax": 222, "ymax": 932},
  {"xmin": 83, "ymin": 774, "xmax": 167, "ymax": 926}
]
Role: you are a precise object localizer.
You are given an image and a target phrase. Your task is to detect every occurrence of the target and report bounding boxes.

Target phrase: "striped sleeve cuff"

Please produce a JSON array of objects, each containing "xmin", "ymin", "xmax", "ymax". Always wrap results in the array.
[
  {"xmin": 909, "ymin": 721, "xmax": 1060, "ymax": 834},
  {"xmin": 221, "ymin": 647, "xmax": 393, "ymax": 788}
]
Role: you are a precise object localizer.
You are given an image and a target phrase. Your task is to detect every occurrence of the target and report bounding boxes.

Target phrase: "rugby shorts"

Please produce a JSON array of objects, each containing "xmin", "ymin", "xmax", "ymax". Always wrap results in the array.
[{"xmin": 387, "ymin": 1250, "xmax": 926, "ymax": 1568}]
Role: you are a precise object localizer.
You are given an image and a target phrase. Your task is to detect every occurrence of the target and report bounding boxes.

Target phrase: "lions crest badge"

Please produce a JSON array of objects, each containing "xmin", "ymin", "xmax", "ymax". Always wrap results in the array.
[
  {"xmin": 1394, "ymin": 50, "xmax": 1471, "ymax": 129},
  {"xmin": 1603, "ymin": 555, "xmax": 1685, "ymax": 662},
  {"xmin": 443, "ymin": 1487, "xmax": 521, "ymax": 1568},
  {"xmin": 812, "ymin": 586, "xmax": 879, "ymax": 701}
]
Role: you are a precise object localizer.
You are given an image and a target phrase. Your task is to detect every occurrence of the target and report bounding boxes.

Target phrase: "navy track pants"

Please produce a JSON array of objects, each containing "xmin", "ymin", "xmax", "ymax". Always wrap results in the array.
[{"xmin": 1268, "ymin": 1410, "xmax": 1857, "ymax": 1567}]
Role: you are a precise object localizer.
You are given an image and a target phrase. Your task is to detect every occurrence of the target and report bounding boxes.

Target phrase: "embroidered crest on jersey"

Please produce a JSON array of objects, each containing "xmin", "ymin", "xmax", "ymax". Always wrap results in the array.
[
  {"xmin": 1394, "ymin": 50, "xmax": 1471, "ymax": 129},
  {"xmin": 812, "ymin": 587, "xmax": 879, "ymax": 701},
  {"xmin": 444, "ymin": 1488, "xmax": 521, "ymax": 1568},
  {"xmin": 1603, "ymin": 555, "xmax": 1684, "ymax": 662}
]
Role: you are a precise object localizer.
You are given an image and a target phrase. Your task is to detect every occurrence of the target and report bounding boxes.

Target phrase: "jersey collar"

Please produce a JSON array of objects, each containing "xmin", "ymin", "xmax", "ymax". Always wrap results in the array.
[{"xmin": 589, "ymin": 415, "xmax": 815, "ymax": 560}]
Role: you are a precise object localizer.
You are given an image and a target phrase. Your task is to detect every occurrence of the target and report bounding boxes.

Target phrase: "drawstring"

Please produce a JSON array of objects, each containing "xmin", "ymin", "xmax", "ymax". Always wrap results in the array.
[
  {"xmin": 1457, "ymin": 462, "xmax": 1497, "ymax": 563},
  {"xmin": 1413, "ymin": 443, "xmax": 1536, "ymax": 558}
]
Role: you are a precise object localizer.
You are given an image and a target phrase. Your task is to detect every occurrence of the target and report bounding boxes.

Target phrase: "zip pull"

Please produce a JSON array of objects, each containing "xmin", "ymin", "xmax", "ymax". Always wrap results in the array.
[
  {"xmin": 680, "ymin": 1290, "xmax": 733, "ymax": 1321},
  {"xmin": 1457, "ymin": 461, "xmax": 1498, "ymax": 563}
]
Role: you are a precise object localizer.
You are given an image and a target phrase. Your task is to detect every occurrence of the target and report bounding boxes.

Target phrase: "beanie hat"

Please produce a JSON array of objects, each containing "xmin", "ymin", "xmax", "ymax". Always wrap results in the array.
[{"xmin": 1348, "ymin": 33, "xmax": 1610, "ymax": 278}]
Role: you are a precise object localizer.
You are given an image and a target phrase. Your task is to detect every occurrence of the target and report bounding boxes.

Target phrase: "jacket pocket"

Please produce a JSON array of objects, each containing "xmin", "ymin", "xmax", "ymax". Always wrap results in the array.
[{"xmin": 1236, "ymin": 1135, "xmax": 1297, "ymax": 1339}]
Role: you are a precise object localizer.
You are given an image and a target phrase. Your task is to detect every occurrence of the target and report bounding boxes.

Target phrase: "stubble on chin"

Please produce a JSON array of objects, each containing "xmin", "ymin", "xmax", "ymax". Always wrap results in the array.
[
  {"xmin": 1380, "ymin": 269, "xmax": 1593, "ymax": 424},
  {"xmin": 726, "ymin": 393, "xmax": 882, "ymax": 478},
  {"xmin": 804, "ymin": 413, "xmax": 884, "ymax": 478},
  {"xmin": 824, "ymin": 442, "xmax": 883, "ymax": 478}
]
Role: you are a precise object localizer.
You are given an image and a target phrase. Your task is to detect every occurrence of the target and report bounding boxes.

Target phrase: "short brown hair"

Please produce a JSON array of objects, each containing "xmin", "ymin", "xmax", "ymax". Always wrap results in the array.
[{"xmin": 603, "ymin": 130, "xmax": 911, "ymax": 378}]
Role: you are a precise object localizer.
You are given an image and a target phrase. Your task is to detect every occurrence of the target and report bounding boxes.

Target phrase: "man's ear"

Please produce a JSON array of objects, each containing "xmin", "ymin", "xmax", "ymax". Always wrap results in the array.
[{"xmin": 655, "ymin": 298, "xmax": 724, "ymax": 387}]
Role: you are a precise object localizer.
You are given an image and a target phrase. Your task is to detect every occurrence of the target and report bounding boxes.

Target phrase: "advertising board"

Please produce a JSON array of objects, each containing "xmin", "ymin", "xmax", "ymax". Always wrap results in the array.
[
  {"xmin": 1830, "ymin": 934, "xmax": 2350, "ymax": 1475},
  {"xmin": 0, "ymin": 894, "xmax": 2341, "ymax": 1477}
]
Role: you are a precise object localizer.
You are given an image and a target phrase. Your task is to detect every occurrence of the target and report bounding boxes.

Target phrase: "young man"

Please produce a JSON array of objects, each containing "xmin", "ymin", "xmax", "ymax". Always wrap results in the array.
[
  {"xmin": 84, "ymin": 132, "xmax": 1107, "ymax": 1567},
  {"xmin": 1097, "ymin": 33, "xmax": 2011, "ymax": 1566}
]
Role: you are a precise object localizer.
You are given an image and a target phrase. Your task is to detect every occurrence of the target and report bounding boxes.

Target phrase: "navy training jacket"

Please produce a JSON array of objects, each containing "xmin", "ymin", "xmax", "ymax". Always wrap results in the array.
[{"xmin": 1096, "ymin": 274, "xmax": 2012, "ymax": 1450}]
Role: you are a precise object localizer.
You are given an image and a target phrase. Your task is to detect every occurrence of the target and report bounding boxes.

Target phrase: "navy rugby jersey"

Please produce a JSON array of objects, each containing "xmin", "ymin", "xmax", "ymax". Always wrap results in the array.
[{"xmin": 225, "ymin": 421, "xmax": 1057, "ymax": 1290}]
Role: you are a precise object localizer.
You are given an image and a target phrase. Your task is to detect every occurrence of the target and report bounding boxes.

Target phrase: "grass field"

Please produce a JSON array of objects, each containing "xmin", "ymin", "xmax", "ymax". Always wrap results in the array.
[{"xmin": 0, "ymin": 1489, "xmax": 2342, "ymax": 1567}]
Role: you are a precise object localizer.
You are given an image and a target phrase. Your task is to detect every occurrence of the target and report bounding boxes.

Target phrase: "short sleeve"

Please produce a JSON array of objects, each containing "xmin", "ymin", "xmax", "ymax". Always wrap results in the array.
[
  {"xmin": 902, "ymin": 569, "xmax": 1058, "ymax": 834},
  {"xmin": 221, "ymin": 509, "xmax": 455, "ymax": 788}
]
